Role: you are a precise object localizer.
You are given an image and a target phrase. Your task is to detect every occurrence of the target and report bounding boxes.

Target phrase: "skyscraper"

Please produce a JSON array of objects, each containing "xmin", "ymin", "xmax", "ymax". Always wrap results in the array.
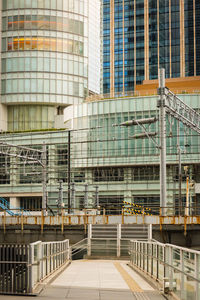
[
  {"xmin": 1, "ymin": 0, "xmax": 89, "ymax": 131},
  {"xmin": 88, "ymin": 0, "xmax": 101, "ymax": 94},
  {"xmin": 102, "ymin": 0, "xmax": 200, "ymax": 96}
]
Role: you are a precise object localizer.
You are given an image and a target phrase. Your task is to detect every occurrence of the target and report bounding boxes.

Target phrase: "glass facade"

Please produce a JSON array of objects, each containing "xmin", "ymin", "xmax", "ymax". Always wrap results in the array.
[
  {"xmin": 2, "ymin": 15, "xmax": 84, "ymax": 35},
  {"xmin": 1, "ymin": 0, "xmax": 88, "ymax": 130},
  {"xmin": 63, "ymin": 93, "xmax": 199, "ymax": 210},
  {"xmin": 7, "ymin": 105, "xmax": 55, "ymax": 131},
  {"xmin": 1, "ymin": 94, "xmax": 199, "ymax": 212},
  {"xmin": 2, "ymin": 0, "xmax": 85, "ymax": 13},
  {"xmin": 3, "ymin": 37, "xmax": 83, "ymax": 55},
  {"xmin": 102, "ymin": 0, "xmax": 200, "ymax": 95}
]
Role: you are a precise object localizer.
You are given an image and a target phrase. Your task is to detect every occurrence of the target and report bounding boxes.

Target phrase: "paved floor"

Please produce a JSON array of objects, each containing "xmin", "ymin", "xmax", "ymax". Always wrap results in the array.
[{"xmin": 0, "ymin": 260, "xmax": 165, "ymax": 300}]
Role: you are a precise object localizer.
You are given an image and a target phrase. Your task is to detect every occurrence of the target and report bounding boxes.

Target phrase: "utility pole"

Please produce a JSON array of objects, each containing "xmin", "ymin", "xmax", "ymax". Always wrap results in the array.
[
  {"xmin": 58, "ymin": 180, "xmax": 63, "ymax": 216},
  {"xmin": 177, "ymin": 120, "xmax": 182, "ymax": 215},
  {"xmin": 84, "ymin": 184, "xmax": 88, "ymax": 208},
  {"xmin": 158, "ymin": 69, "xmax": 167, "ymax": 216},
  {"xmin": 71, "ymin": 182, "xmax": 75, "ymax": 213},
  {"xmin": 67, "ymin": 131, "xmax": 71, "ymax": 214},
  {"xmin": 178, "ymin": 146, "xmax": 182, "ymax": 215},
  {"xmin": 95, "ymin": 185, "xmax": 99, "ymax": 207},
  {"xmin": 42, "ymin": 142, "xmax": 47, "ymax": 215}
]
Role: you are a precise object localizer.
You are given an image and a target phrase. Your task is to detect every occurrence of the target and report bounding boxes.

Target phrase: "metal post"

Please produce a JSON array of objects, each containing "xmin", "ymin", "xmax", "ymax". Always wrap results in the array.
[
  {"xmin": 95, "ymin": 185, "xmax": 99, "ymax": 207},
  {"xmin": 58, "ymin": 180, "xmax": 63, "ymax": 216},
  {"xmin": 42, "ymin": 143, "xmax": 47, "ymax": 216},
  {"xmin": 180, "ymin": 249, "xmax": 184, "ymax": 299},
  {"xmin": 158, "ymin": 68, "xmax": 167, "ymax": 216},
  {"xmin": 71, "ymin": 182, "xmax": 75, "ymax": 213},
  {"xmin": 68, "ymin": 131, "xmax": 71, "ymax": 214},
  {"xmin": 186, "ymin": 176, "xmax": 189, "ymax": 216},
  {"xmin": 148, "ymin": 224, "xmax": 152, "ymax": 240},
  {"xmin": 195, "ymin": 253, "xmax": 199, "ymax": 300},
  {"xmin": 177, "ymin": 121, "xmax": 182, "ymax": 216},
  {"xmin": 87, "ymin": 224, "xmax": 92, "ymax": 256},
  {"xmin": 178, "ymin": 147, "xmax": 182, "ymax": 215},
  {"xmin": 117, "ymin": 224, "xmax": 121, "ymax": 257},
  {"xmin": 84, "ymin": 184, "xmax": 88, "ymax": 208},
  {"xmin": 28, "ymin": 244, "xmax": 33, "ymax": 294}
]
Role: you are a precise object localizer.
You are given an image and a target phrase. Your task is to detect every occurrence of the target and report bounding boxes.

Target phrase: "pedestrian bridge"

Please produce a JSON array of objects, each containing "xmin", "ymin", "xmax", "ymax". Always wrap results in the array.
[
  {"xmin": 0, "ymin": 233, "xmax": 199, "ymax": 300},
  {"xmin": 0, "ymin": 238, "xmax": 199, "ymax": 300}
]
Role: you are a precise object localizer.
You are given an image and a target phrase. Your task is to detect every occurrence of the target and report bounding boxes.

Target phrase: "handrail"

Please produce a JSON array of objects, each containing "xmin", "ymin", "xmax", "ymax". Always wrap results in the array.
[
  {"xmin": 70, "ymin": 238, "xmax": 88, "ymax": 258},
  {"xmin": 0, "ymin": 197, "xmax": 30, "ymax": 216},
  {"xmin": 1, "ymin": 204, "xmax": 200, "ymax": 217},
  {"xmin": 129, "ymin": 239, "xmax": 200, "ymax": 300},
  {"xmin": 29, "ymin": 239, "xmax": 70, "ymax": 293}
]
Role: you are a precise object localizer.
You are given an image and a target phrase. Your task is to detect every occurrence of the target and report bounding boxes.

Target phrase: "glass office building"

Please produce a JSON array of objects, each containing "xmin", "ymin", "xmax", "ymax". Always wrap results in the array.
[
  {"xmin": 1, "ymin": 0, "xmax": 88, "ymax": 131},
  {"xmin": 1, "ymin": 93, "xmax": 200, "ymax": 213},
  {"xmin": 102, "ymin": 0, "xmax": 200, "ymax": 95}
]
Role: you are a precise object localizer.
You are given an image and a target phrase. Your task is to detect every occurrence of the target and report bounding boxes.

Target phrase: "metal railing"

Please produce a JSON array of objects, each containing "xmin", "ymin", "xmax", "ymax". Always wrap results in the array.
[
  {"xmin": 1, "ymin": 205, "xmax": 200, "ymax": 228},
  {"xmin": 0, "ymin": 197, "xmax": 30, "ymax": 216},
  {"xmin": 0, "ymin": 239, "xmax": 70, "ymax": 295},
  {"xmin": 70, "ymin": 238, "xmax": 88, "ymax": 260},
  {"xmin": 88, "ymin": 238, "xmax": 131, "ymax": 258},
  {"xmin": 29, "ymin": 240, "xmax": 70, "ymax": 292},
  {"xmin": 0, "ymin": 244, "xmax": 29, "ymax": 294},
  {"xmin": 129, "ymin": 240, "xmax": 200, "ymax": 300},
  {"xmin": 1, "ymin": 203, "xmax": 200, "ymax": 216},
  {"xmin": 85, "ymin": 89, "xmax": 200, "ymax": 102}
]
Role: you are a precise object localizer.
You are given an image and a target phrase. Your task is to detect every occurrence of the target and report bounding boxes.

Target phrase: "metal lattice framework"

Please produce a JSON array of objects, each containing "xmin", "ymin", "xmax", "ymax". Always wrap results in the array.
[
  {"xmin": 158, "ymin": 69, "xmax": 200, "ymax": 215},
  {"xmin": 164, "ymin": 88, "xmax": 200, "ymax": 134},
  {"xmin": 0, "ymin": 141, "xmax": 47, "ymax": 212},
  {"xmin": 0, "ymin": 142, "xmax": 44, "ymax": 166}
]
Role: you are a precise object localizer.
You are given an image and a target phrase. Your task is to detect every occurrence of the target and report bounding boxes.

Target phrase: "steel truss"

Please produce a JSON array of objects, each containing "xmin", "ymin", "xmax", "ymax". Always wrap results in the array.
[
  {"xmin": 158, "ymin": 69, "xmax": 200, "ymax": 216},
  {"xmin": 163, "ymin": 88, "xmax": 200, "ymax": 134},
  {"xmin": 0, "ymin": 142, "xmax": 47, "ymax": 213},
  {"xmin": 0, "ymin": 142, "xmax": 44, "ymax": 165}
]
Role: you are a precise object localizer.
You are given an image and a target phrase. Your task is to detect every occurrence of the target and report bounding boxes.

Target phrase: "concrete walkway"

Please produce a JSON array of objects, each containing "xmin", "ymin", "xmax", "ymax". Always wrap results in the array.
[{"xmin": 0, "ymin": 260, "xmax": 165, "ymax": 300}]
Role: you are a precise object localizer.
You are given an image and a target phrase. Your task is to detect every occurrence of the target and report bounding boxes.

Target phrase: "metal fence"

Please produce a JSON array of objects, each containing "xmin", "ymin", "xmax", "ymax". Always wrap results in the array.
[
  {"xmin": 0, "ymin": 239, "xmax": 70, "ymax": 295},
  {"xmin": 0, "ymin": 244, "xmax": 29, "ymax": 294},
  {"xmin": 69, "ymin": 238, "xmax": 131, "ymax": 259},
  {"xmin": 2, "ymin": 203, "xmax": 200, "ymax": 217},
  {"xmin": 129, "ymin": 240, "xmax": 200, "ymax": 300}
]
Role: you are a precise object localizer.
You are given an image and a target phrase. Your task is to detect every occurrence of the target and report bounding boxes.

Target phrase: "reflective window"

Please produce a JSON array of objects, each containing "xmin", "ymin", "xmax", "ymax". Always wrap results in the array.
[
  {"xmin": 93, "ymin": 167, "xmax": 124, "ymax": 182},
  {"xmin": 2, "ymin": 79, "xmax": 83, "ymax": 97},
  {"xmin": 3, "ymin": 15, "xmax": 84, "ymax": 35},
  {"xmin": 3, "ymin": 0, "xmax": 85, "ymax": 14},
  {"xmin": 3, "ymin": 37, "xmax": 84, "ymax": 56}
]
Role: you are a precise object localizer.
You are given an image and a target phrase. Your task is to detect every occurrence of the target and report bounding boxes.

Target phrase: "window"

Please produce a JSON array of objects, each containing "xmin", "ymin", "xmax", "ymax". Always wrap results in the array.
[
  {"xmin": 4, "ymin": 37, "xmax": 84, "ymax": 56},
  {"xmin": 3, "ymin": 15, "xmax": 84, "ymax": 35},
  {"xmin": 93, "ymin": 167, "xmax": 124, "ymax": 182},
  {"xmin": 20, "ymin": 197, "xmax": 42, "ymax": 211},
  {"xmin": 73, "ymin": 171, "xmax": 85, "ymax": 182},
  {"xmin": 57, "ymin": 145, "xmax": 68, "ymax": 165},
  {"xmin": 133, "ymin": 196, "xmax": 160, "ymax": 215},
  {"xmin": 0, "ymin": 155, "xmax": 10, "ymax": 184},
  {"xmin": 132, "ymin": 166, "xmax": 159, "ymax": 181}
]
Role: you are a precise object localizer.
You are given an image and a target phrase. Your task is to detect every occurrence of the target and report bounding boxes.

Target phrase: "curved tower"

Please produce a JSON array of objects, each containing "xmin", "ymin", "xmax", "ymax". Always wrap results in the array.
[{"xmin": 1, "ymin": 0, "xmax": 88, "ymax": 131}]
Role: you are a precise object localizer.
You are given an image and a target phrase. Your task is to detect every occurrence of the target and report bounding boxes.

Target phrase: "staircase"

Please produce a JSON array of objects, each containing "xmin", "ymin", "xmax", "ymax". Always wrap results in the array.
[
  {"xmin": 121, "ymin": 224, "xmax": 149, "ymax": 240},
  {"xmin": 91, "ymin": 225, "xmax": 117, "ymax": 239},
  {"xmin": 87, "ymin": 224, "xmax": 151, "ymax": 258},
  {"xmin": 0, "ymin": 197, "xmax": 30, "ymax": 216},
  {"xmin": 91, "ymin": 224, "xmax": 149, "ymax": 240}
]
